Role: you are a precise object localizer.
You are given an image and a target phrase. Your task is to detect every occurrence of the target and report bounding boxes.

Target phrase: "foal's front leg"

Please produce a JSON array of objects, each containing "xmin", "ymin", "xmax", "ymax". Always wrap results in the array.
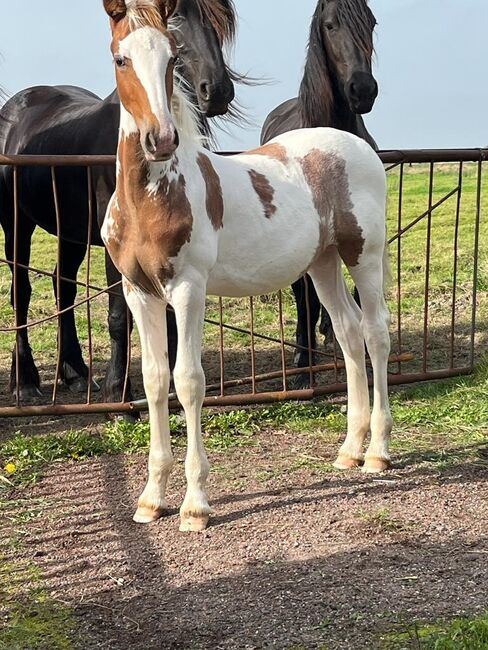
[
  {"xmin": 171, "ymin": 280, "xmax": 211, "ymax": 532},
  {"xmin": 123, "ymin": 279, "xmax": 174, "ymax": 523}
]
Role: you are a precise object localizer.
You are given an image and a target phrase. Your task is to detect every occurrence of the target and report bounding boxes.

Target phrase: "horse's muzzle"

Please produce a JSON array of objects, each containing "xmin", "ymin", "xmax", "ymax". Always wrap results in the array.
[
  {"xmin": 143, "ymin": 128, "xmax": 180, "ymax": 162},
  {"xmin": 346, "ymin": 72, "xmax": 378, "ymax": 115}
]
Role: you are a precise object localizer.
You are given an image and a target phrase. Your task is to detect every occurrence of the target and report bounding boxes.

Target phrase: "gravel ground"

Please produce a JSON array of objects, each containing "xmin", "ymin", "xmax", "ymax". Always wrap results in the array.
[{"xmin": 3, "ymin": 429, "xmax": 488, "ymax": 649}]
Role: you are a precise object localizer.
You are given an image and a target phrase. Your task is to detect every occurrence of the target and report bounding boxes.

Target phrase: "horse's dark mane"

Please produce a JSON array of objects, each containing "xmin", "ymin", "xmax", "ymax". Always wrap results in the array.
[
  {"xmin": 299, "ymin": 0, "xmax": 375, "ymax": 128},
  {"xmin": 195, "ymin": 0, "xmax": 236, "ymax": 45}
]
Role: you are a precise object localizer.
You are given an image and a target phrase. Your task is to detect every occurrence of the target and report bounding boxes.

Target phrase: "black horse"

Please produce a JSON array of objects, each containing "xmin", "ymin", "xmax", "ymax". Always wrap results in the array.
[
  {"xmin": 0, "ymin": 0, "xmax": 237, "ymax": 404},
  {"xmin": 261, "ymin": 0, "xmax": 378, "ymax": 387}
]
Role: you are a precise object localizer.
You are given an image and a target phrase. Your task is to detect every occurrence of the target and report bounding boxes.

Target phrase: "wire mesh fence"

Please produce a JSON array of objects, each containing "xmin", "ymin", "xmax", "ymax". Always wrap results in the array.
[{"xmin": 0, "ymin": 148, "xmax": 486, "ymax": 418}]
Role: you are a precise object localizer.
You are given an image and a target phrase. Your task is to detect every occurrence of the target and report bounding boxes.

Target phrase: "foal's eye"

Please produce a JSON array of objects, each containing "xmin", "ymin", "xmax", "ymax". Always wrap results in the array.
[
  {"xmin": 325, "ymin": 22, "xmax": 335, "ymax": 32},
  {"xmin": 114, "ymin": 55, "xmax": 127, "ymax": 68}
]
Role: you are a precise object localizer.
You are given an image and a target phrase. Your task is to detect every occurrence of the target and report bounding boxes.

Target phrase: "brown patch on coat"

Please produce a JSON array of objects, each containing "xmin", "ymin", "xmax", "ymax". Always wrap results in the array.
[
  {"xmin": 196, "ymin": 153, "xmax": 224, "ymax": 230},
  {"xmin": 299, "ymin": 149, "xmax": 364, "ymax": 266},
  {"xmin": 105, "ymin": 133, "xmax": 193, "ymax": 296},
  {"xmin": 245, "ymin": 143, "xmax": 289, "ymax": 165},
  {"xmin": 248, "ymin": 170, "xmax": 277, "ymax": 219}
]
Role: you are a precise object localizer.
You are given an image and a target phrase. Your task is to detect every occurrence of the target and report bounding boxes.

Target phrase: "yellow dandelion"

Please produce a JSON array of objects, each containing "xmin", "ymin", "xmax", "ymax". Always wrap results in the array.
[{"xmin": 5, "ymin": 463, "xmax": 16, "ymax": 475}]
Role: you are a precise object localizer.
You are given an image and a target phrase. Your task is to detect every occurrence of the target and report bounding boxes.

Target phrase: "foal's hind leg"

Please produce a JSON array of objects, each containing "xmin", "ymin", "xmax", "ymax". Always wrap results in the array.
[
  {"xmin": 308, "ymin": 251, "xmax": 371, "ymax": 469},
  {"xmin": 348, "ymin": 254, "xmax": 393, "ymax": 473},
  {"xmin": 123, "ymin": 280, "xmax": 173, "ymax": 523}
]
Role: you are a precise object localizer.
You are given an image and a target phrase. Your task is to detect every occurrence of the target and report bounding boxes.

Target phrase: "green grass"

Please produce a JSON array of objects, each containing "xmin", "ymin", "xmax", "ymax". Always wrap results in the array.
[
  {"xmin": 0, "ymin": 516, "xmax": 76, "ymax": 650},
  {"xmin": 1, "ymin": 355, "xmax": 487, "ymax": 489},
  {"xmin": 382, "ymin": 613, "xmax": 488, "ymax": 649},
  {"xmin": 0, "ymin": 162, "xmax": 486, "ymax": 392}
]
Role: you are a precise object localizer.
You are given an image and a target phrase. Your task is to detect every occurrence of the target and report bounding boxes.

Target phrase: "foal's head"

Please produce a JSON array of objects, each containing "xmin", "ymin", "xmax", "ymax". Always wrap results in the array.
[
  {"xmin": 319, "ymin": 0, "xmax": 378, "ymax": 114},
  {"xmin": 104, "ymin": 0, "xmax": 180, "ymax": 162}
]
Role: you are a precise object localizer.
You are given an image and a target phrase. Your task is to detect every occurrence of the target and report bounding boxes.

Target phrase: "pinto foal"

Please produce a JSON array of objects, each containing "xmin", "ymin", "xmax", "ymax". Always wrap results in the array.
[{"xmin": 102, "ymin": 0, "xmax": 393, "ymax": 532}]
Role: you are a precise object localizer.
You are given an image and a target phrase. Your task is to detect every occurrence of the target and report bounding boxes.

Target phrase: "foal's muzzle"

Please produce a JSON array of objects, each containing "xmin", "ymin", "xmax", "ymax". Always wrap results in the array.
[
  {"xmin": 143, "ymin": 128, "xmax": 180, "ymax": 162},
  {"xmin": 346, "ymin": 71, "xmax": 379, "ymax": 115}
]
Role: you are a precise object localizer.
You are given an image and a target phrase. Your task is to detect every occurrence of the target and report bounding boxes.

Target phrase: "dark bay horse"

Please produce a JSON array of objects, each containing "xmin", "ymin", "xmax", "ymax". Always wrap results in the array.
[
  {"xmin": 0, "ymin": 0, "xmax": 237, "ymax": 403},
  {"xmin": 261, "ymin": 0, "xmax": 378, "ymax": 387}
]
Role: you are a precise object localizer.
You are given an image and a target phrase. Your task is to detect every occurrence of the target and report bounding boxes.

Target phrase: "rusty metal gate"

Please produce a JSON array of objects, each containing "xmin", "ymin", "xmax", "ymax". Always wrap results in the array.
[{"xmin": 0, "ymin": 148, "xmax": 486, "ymax": 418}]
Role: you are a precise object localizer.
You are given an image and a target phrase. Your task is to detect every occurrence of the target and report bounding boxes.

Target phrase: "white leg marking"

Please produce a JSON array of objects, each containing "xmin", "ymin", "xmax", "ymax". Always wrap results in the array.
[
  {"xmin": 171, "ymin": 277, "xmax": 211, "ymax": 532},
  {"xmin": 308, "ymin": 251, "xmax": 371, "ymax": 469},
  {"xmin": 123, "ymin": 280, "xmax": 174, "ymax": 523},
  {"xmin": 349, "ymin": 251, "xmax": 393, "ymax": 473}
]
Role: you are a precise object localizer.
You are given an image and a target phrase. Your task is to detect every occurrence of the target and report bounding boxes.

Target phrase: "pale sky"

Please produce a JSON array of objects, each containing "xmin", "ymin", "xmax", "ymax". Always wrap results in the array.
[{"xmin": 2, "ymin": 0, "xmax": 487, "ymax": 151}]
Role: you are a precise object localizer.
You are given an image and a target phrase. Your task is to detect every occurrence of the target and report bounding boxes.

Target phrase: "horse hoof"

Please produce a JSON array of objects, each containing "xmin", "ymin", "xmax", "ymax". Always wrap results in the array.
[
  {"xmin": 67, "ymin": 377, "xmax": 100, "ymax": 395},
  {"xmin": 108, "ymin": 411, "xmax": 140, "ymax": 424},
  {"xmin": 333, "ymin": 456, "xmax": 362, "ymax": 470},
  {"xmin": 16, "ymin": 385, "xmax": 43, "ymax": 401},
  {"xmin": 290, "ymin": 374, "xmax": 311, "ymax": 390},
  {"xmin": 133, "ymin": 505, "xmax": 166, "ymax": 524},
  {"xmin": 179, "ymin": 515, "xmax": 210, "ymax": 532},
  {"xmin": 362, "ymin": 457, "xmax": 391, "ymax": 474}
]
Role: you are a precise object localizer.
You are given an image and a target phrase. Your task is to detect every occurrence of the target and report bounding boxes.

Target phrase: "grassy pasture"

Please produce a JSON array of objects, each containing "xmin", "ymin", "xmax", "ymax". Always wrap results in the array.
[{"xmin": 0, "ymin": 161, "xmax": 486, "ymax": 403}]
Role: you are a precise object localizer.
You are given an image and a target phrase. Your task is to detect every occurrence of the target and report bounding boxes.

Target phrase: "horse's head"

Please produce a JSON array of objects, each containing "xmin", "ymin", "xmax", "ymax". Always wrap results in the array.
[
  {"xmin": 104, "ymin": 0, "xmax": 181, "ymax": 162},
  {"xmin": 170, "ymin": 0, "xmax": 235, "ymax": 118},
  {"xmin": 319, "ymin": 0, "xmax": 378, "ymax": 114}
]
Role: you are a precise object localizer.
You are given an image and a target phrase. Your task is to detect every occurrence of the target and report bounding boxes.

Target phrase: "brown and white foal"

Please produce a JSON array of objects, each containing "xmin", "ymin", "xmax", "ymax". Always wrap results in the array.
[{"xmin": 102, "ymin": 0, "xmax": 393, "ymax": 532}]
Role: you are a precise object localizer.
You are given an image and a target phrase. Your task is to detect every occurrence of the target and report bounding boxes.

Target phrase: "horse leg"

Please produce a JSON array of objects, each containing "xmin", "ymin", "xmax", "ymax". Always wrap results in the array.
[
  {"xmin": 348, "ymin": 252, "xmax": 392, "ymax": 474},
  {"xmin": 53, "ymin": 240, "xmax": 99, "ymax": 393},
  {"xmin": 123, "ymin": 279, "xmax": 173, "ymax": 523},
  {"xmin": 171, "ymin": 279, "xmax": 211, "ymax": 532},
  {"xmin": 4, "ymin": 217, "xmax": 42, "ymax": 399},
  {"xmin": 103, "ymin": 251, "xmax": 137, "ymax": 411},
  {"xmin": 308, "ymin": 251, "xmax": 371, "ymax": 469},
  {"xmin": 166, "ymin": 307, "xmax": 178, "ymax": 374},
  {"xmin": 291, "ymin": 275, "xmax": 321, "ymax": 389}
]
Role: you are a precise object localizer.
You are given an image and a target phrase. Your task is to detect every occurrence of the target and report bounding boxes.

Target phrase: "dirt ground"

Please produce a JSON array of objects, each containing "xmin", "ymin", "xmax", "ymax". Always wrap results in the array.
[{"xmin": 3, "ymin": 427, "xmax": 488, "ymax": 650}]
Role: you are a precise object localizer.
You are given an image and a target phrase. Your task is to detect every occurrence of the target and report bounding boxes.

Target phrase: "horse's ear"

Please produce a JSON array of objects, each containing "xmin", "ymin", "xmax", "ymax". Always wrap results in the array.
[
  {"xmin": 103, "ymin": 0, "xmax": 127, "ymax": 22},
  {"xmin": 158, "ymin": 0, "xmax": 177, "ymax": 23}
]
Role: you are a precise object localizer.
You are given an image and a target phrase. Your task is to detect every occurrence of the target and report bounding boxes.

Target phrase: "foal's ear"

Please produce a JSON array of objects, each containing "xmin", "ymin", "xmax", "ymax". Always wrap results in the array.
[
  {"xmin": 103, "ymin": 0, "xmax": 127, "ymax": 22},
  {"xmin": 158, "ymin": 0, "xmax": 178, "ymax": 23}
]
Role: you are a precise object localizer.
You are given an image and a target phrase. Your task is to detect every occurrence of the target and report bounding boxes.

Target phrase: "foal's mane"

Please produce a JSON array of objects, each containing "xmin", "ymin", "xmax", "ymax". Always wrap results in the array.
[{"xmin": 299, "ymin": 0, "xmax": 376, "ymax": 128}]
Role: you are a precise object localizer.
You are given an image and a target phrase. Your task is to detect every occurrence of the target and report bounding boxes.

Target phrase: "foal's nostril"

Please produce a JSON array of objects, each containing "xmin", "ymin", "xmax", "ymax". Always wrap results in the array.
[
  {"xmin": 199, "ymin": 80, "xmax": 211, "ymax": 102},
  {"xmin": 145, "ymin": 131, "xmax": 157, "ymax": 154},
  {"xmin": 173, "ymin": 130, "xmax": 179, "ymax": 148}
]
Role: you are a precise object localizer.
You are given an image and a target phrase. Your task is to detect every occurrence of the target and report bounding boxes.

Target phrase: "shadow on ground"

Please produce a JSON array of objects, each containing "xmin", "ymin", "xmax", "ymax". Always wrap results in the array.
[{"xmin": 4, "ymin": 432, "xmax": 487, "ymax": 650}]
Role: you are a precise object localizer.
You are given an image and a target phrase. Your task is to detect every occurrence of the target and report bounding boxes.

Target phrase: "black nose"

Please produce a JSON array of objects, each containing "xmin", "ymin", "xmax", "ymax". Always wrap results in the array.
[{"xmin": 347, "ymin": 72, "xmax": 378, "ymax": 114}]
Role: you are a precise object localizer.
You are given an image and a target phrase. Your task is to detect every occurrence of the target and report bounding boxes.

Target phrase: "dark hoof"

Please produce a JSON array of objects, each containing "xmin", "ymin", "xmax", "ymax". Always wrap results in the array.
[
  {"xmin": 107, "ymin": 411, "xmax": 141, "ymax": 424},
  {"xmin": 290, "ymin": 373, "xmax": 312, "ymax": 390},
  {"xmin": 15, "ymin": 384, "xmax": 43, "ymax": 401},
  {"xmin": 66, "ymin": 377, "xmax": 101, "ymax": 395}
]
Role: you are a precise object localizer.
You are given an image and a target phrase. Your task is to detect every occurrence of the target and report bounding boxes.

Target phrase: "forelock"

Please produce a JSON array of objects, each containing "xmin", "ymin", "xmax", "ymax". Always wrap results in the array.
[{"xmin": 194, "ymin": 0, "xmax": 237, "ymax": 45}]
